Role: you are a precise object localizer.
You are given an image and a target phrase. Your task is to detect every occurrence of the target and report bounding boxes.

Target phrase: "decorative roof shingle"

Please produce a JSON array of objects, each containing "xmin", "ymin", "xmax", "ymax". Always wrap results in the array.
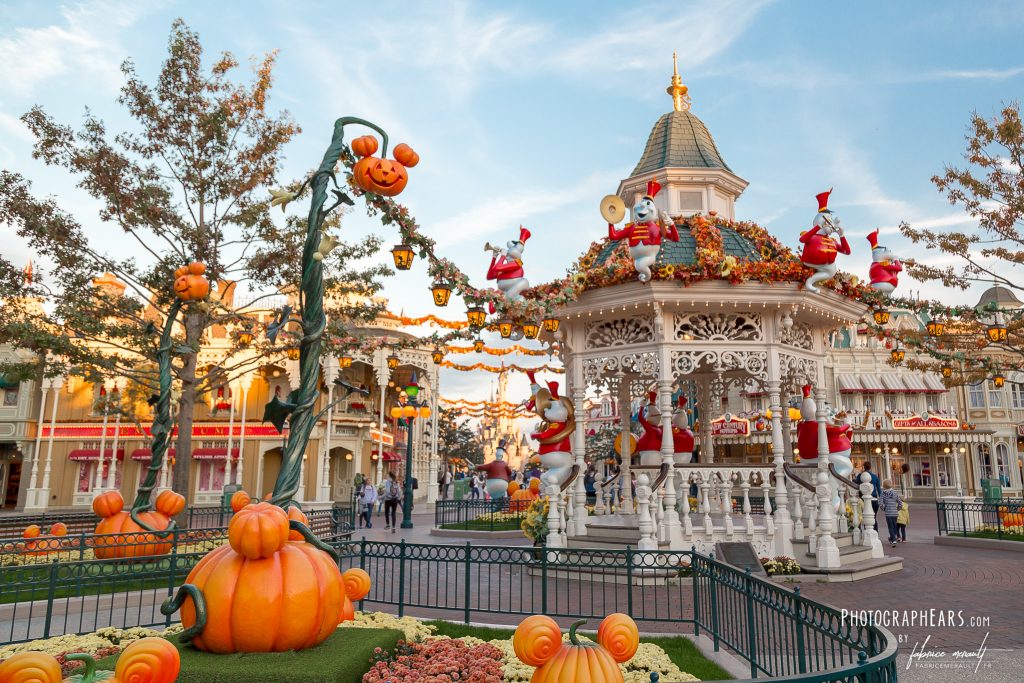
[{"xmin": 631, "ymin": 110, "xmax": 731, "ymax": 175}]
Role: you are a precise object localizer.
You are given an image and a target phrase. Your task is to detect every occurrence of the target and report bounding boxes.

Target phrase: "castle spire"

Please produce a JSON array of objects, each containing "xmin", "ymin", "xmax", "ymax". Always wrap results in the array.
[{"xmin": 666, "ymin": 51, "xmax": 691, "ymax": 112}]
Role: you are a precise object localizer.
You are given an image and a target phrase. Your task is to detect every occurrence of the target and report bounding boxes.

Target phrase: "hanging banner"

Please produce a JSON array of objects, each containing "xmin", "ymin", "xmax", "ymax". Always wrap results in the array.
[
  {"xmin": 892, "ymin": 414, "xmax": 959, "ymax": 430},
  {"xmin": 711, "ymin": 414, "xmax": 750, "ymax": 437}
]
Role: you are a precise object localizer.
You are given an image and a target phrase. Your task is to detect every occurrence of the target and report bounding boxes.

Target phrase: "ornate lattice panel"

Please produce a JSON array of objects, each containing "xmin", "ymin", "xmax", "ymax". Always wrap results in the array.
[
  {"xmin": 585, "ymin": 316, "xmax": 655, "ymax": 349},
  {"xmin": 673, "ymin": 313, "xmax": 763, "ymax": 342},
  {"xmin": 779, "ymin": 321, "xmax": 813, "ymax": 350},
  {"xmin": 778, "ymin": 352, "xmax": 819, "ymax": 385},
  {"xmin": 671, "ymin": 350, "xmax": 768, "ymax": 381},
  {"xmin": 582, "ymin": 352, "xmax": 659, "ymax": 384}
]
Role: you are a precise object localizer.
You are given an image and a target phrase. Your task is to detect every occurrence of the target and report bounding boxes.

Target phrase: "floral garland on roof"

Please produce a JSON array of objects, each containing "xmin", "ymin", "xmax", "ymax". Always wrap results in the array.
[
  {"xmin": 445, "ymin": 344, "xmax": 551, "ymax": 357},
  {"xmin": 441, "ymin": 361, "xmax": 564, "ymax": 374}
]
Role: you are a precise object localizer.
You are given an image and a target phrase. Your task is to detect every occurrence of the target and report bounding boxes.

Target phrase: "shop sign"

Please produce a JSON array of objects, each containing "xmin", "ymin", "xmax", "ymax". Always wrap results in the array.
[
  {"xmin": 711, "ymin": 414, "xmax": 750, "ymax": 437},
  {"xmin": 892, "ymin": 413, "xmax": 959, "ymax": 430},
  {"xmin": 1016, "ymin": 424, "xmax": 1024, "ymax": 438}
]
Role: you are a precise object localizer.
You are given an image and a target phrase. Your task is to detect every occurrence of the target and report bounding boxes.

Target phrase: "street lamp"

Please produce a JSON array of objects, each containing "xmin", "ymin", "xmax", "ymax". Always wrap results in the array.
[
  {"xmin": 873, "ymin": 308, "xmax": 890, "ymax": 326},
  {"xmin": 941, "ymin": 363, "xmax": 953, "ymax": 379},
  {"xmin": 542, "ymin": 316, "xmax": 560, "ymax": 333},
  {"xmin": 498, "ymin": 318, "xmax": 514, "ymax": 338},
  {"xmin": 993, "ymin": 373, "xmax": 1005, "ymax": 388},
  {"xmin": 339, "ymin": 354, "xmax": 353, "ymax": 369},
  {"xmin": 890, "ymin": 345, "xmax": 905, "ymax": 364},
  {"xmin": 473, "ymin": 338, "xmax": 485, "ymax": 353},
  {"xmin": 926, "ymin": 318, "xmax": 945, "ymax": 337},
  {"xmin": 522, "ymin": 320, "xmax": 541, "ymax": 339},
  {"xmin": 387, "ymin": 352, "xmax": 400, "ymax": 371},
  {"xmin": 987, "ymin": 318, "xmax": 1007, "ymax": 344},
  {"xmin": 391, "ymin": 244, "xmax": 415, "ymax": 270},
  {"xmin": 397, "ymin": 373, "xmax": 431, "ymax": 529},
  {"xmin": 431, "ymin": 281, "xmax": 452, "ymax": 307},
  {"xmin": 431, "ymin": 348, "xmax": 445, "ymax": 365}
]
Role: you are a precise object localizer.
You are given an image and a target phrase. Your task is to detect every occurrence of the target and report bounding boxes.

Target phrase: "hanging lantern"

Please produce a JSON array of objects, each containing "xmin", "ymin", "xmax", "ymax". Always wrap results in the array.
[
  {"xmin": 237, "ymin": 329, "xmax": 254, "ymax": 347},
  {"xmin": 926, "ymin": 319, "xmax": 944, "ymax": 337},
  {"xmin": 431, "ymin": 282, "xmax": 453, "ymax": 307},
  {"xmin": 403, "ymin": 405, "xmax": 416, "ymax": 418},
  {"xmin": 389, "ymin": 406, "xmax": 402, "ymax": 419},
  {"xmin": 473, "ymin": 338, "xmax": 485, "ymax": 353},
  {"xmin": 941, "ymin": 363, "xmax": 953, "ymax": 378},
  {"xmin": 286, "ymin": 347, "xmax": 301, "ymax": 361},
  {"xmin": 522, "ymin": 320, "xmax": 541, "ymax": 339},
  {"xmin": 872, "ymin": 308, "xmax": 890, "ymax": 326},
  {"xmin": 466, "ymin": 306, "xmax": 486, "ymax": 328},
  {"xmin": 390, "ymin": 244, "xmax": 415, "ymax": 270},
  {"xmin": 498, "ymin": 318, "xmax": 514, "ymax": 338},
  {"xmin": 431, "ymin": 348, "xmax": 445, "ymax": 365},
  {"xmin": 418, "ymin": 406, "xmax": 431, "ymax": 419},
  {"xmin": 404, "ymin": 376, "xmax": 420, "ymax": 400},
  {"xmin": 542, "ymin": 316, "xmax": 560, "ymax": 333},
  {"xmin": 339, "ymin": 354, "xmax": 353, "ymax": 369},
  {"xmin": 993, "ymin": 373, "xmax": 1006, "ymax": 388},
  {"xmin": 986, "ymin": 321, "xmax": 1007, "ymax": 344},
  {"xmin": 890, "ymin": 347, "xmax": 905, "ymax": 364},
  {"xmin": 387, "ymin": 353, "xmax": 400, "ymax": 370}
]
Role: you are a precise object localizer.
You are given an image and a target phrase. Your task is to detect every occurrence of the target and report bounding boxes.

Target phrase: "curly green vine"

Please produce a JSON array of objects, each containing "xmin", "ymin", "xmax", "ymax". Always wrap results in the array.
[{"xmin": 161, "ymin": 583, "xmax": 207, "ymax": 643}]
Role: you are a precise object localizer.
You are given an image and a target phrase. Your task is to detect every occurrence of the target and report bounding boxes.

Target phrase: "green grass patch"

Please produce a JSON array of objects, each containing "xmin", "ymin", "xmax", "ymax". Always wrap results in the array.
[
  {"xmin": 966, "ymin": 530, "xmax": 1024, "ymax": 542},
  {"xmin": 93, "ymin": 629, "xmax": 403, "ymax": 682},
  {"xmin": 425, "ymin": 620, "xmax": 732, "ymax": 680},
  {"xmin": 439, "ymin": 519, "xmax": 523, "ymax": 532}
]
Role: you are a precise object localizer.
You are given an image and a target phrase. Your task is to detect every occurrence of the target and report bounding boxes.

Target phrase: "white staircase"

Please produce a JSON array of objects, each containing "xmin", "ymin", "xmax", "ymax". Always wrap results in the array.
[{"xmin": 792, "ymin": 533, "xmax": 903, "ymax": 582}]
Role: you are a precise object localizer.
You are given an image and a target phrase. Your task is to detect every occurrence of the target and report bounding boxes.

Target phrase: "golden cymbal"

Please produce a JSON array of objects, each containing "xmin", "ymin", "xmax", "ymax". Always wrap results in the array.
[{"xmin": 599, "ymin": 194, "xmax": 626, "ymax": 224}]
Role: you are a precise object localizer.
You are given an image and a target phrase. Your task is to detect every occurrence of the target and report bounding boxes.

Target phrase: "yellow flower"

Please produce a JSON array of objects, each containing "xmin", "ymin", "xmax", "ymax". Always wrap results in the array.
[
  {"xmin": 720, "ymin": 255, "xmax": 738, "ymax": 277},
  {"xmin": 269, "ymin": 188, "xmax": 298, "ymax": 212}
]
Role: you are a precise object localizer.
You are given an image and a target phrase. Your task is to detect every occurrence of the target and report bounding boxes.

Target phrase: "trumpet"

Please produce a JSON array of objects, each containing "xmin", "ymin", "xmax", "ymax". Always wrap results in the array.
[{"xmin": 484, "ymin": 241, "xmax": 506, "ymax": 256}]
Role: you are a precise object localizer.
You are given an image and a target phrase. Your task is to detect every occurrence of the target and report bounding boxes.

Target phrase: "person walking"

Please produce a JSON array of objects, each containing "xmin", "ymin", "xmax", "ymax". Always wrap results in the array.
[
  {"xmin": 896, "ymin": 500, "xmax": 909, "ymax": 543},
  {"xmin": 469, "ymin": 472, "xmax": 480, "ymax": 500},
  {"xmin": 879, "ymin": 479, "xmax": 903, "ymax": 547},
  {"xmin": 862, "ymin": 462, "xmax": 881, "ymax": 531},
  {"xmin": 383, "ymin": 471, "xmax": 401, "ymax": 532},
  {"xmin": 360, "ymin": 477, "xmax": 378, "ymax": 529},
  {"xmin": 441, "ymin": 466, "xmax": 453, "ymax": 500}
]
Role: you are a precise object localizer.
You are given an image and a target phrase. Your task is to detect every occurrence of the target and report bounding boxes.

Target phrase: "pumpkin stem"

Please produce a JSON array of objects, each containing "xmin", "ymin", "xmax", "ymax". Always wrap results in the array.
[
  {"xmin": 129, "ymin": 508, "xmax": 176, "ymax": 538},
  {"xmin": 568, "ymin": 619, "xmax": 588, "ymax": 646},
  {"xmin": 289, "ymin": 520, "xmax": 340, "ymax": 563},
  {"xmin": 161, "ymin": 583, "xmax": 207, "ymax": 644},
  {"xmin": 65, "ymin": 652, "xmax": 98, "ymax": 682}
]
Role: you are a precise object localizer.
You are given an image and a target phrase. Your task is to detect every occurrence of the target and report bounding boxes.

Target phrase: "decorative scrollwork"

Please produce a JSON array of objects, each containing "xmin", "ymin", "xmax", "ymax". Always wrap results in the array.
[
  {"xmin": 674, "ymin": 312, "xmax": 762, "ymax": 342},
  {"xmin": 780, "ymin": 321, "xmax": 813, "ymax": 350},
  {"xmin": 582, "ymin": 351, "xmax": 659, "ymax": 385},
  {"xmin": 671, "ymin": 350, "xmax": 768, "ymax": 382},
  {"xmin": 585, "ymin": 316, "xmax": 655, "ymax": 349},
  {"xmin": 778, "ymin": 352, "xmax": 819, "ymax": 385}
]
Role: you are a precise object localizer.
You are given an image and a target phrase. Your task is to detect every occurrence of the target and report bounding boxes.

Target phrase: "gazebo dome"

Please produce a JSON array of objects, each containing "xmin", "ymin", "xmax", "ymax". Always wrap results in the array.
[
  {"xmin": 592, "ymin": 221, "xmax": 761, "ymax": 270},
  {"xmin": 631, "ymin": 110, "xmax": 732, "ymax": 176},
  {"xmin": 976, "ymin": 285, "xmax": 1021, "ymax": 308}
]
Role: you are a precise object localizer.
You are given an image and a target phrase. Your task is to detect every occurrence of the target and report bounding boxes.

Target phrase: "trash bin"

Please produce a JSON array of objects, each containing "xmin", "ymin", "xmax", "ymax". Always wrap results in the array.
[{"xmin": 981, "ymin": 479, "xmax": 1003, "ymax": 503}]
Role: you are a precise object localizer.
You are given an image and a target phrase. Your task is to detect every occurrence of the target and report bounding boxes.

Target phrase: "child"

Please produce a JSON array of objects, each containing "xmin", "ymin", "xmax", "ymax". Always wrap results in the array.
[{"xmin": 896, "ymin": 500, "xmax": 909, "ymax": 543}]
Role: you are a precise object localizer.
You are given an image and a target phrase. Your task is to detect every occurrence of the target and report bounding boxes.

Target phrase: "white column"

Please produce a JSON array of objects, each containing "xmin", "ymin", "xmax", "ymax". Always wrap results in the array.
[
  {"xmin": 40, "ymin": 378, "xmax": 61, "ymax": 499},
  {"xmin": 225, "ymin": 387, "xmax": 236, "ymax": 490},
  {"xmin": 107, "ymin": 411, "xmax": 121, "ymax": 491},
  {"xmin": 24, "ymin": 379, "xmax": 49, "ymax": 511},
  {"xmin": 427, "ymin": 383, "xmax": 440, "ymax": 505},
  {"xmin": 953, "ymin": 444, "xmax": 964, "ymax": 497},
  {"xmin": 284, "ymin": 362, "xmax": 305, "ymax": 500},
  {"xmin": 814, "ymin": 386, "xmax": 840, "ymax": 568},
  {"xmin": 236, "ymin": 382, "xmax": 249, "ymax": 488},
  {"xmin": 658, "ymin": 379, "xmax": 682, "ymax": 548},
  {"xmin": 93, "ymin": 402, "xmax": 109, "ymax": 492},
  {"xmin": 768, "ymin": 381, "xmax": 793, "ymax": 557},
  {"xmin": 636, "ymin": 473, "xmax": 657, "ymax": 550},
  {"xmin": 617, "ymin": 376, "xmax": 633, "ymax": 511},
  {"xmin": 570, "ymin": 383, "xmax": 588, "ymax": 537},
  {"xmin": 546, "ymin": 480, "xmax": 564, "ymax": 548},
  {"xmin": 375, "ymin": 351, "xmax": 389, "ymax": 486},
  {"xmin": 859, "ymin": 472, "xmax": 883, "ymax": 557},
  {"xmin": 319, "ymin": 357, "xmax": 338, "ymax": 503}
]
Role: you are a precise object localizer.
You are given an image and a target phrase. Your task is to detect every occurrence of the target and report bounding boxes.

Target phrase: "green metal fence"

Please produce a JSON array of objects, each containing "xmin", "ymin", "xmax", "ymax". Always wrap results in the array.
[
  {"xmin": 433, "ymin": 499, "xmax": 526, "ymax": 531},
  {"xmin": 936, "ymin": 499, "xmax": 1024, "ymax": 540}
]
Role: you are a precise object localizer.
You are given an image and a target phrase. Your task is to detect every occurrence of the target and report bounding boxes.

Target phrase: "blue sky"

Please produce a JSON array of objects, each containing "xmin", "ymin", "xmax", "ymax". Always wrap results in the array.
[{"xmin": 1, "ymin": 0, "xmax": 1022, "ymax": 408}]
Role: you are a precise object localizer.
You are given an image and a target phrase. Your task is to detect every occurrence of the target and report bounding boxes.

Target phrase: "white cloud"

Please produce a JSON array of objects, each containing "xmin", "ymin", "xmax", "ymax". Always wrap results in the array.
[
  {"xmin": 0, "ymin": 1, "xmax": 152, "ymax": 98},
  {"xmin": 932, "ymin": 67, "xmax": 1024, "ymax": 81},
  {"xmin": 827, "ymin": 141, "xmax": 912, "ymax": 219}
]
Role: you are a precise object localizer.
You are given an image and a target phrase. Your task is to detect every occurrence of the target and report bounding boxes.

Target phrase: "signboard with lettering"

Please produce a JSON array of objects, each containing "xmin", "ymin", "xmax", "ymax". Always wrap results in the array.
[
  {"xmin": 714, "ymin": 542, "xmax": 767, "ymax": 576},
  {"xmin": 892, "ymin": 414, "xmax": 959, "ymax": 430},
  {"xmin": 1017, "ymin": 424, "xmax": 1024, "ymax": 438},
  {"xmin": 40, "ymin": 422, "xmax": 285, "ymax": 439},
  {"xmin": 711, "ymin": 414, "xmax": 750, "ymax": 437}
]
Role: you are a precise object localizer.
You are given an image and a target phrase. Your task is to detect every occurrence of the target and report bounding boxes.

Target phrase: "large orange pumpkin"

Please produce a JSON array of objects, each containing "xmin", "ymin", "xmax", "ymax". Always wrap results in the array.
[
  {"xmin": 0, "ymin": 651, "xmax": 62, "ymax": 683},
  {"xmin": 513, "ymin": 614, "xmax": 638, "ymax": 683},
  {"xmin": 175, "ymin": 504, "xmax": 370, "ymax": 653},
  {"xmin": 173, "ymin": 262, "xmax": 210, "ymax": 301},
  {"xmin": 92, "ymin": 491, "xmax": 176, "ymax": 559},
  {"xmin": 352, "ymin": 156, "xmax": 409, "ymax": 197},
  {"xmin": 509, "ymin": 487, "xmax": 538, "ymax": 513}
]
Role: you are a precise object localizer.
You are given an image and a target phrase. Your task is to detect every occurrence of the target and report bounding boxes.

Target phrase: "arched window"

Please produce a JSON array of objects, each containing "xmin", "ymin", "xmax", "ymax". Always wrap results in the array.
[{"xmin": 994, "ymin": 443, "xmax": 1011, "ymax": 486}]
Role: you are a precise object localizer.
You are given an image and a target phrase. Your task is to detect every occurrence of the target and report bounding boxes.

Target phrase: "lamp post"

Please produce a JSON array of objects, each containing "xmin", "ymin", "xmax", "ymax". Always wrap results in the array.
[{"xmin": 391, "ymin": 373, "xmax": 431, "ymax": 529}]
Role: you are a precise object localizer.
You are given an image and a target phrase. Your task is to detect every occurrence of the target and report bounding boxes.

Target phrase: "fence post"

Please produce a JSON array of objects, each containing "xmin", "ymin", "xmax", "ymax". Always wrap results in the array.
[
  {"xmin": 79, "ymin": 532, "xmax": 87, "ymax": 560},
  {"xmin": 397, "ymin": 539, "xmax": 407, "ymax": 619},
  {"xmin": 43, "ymin": 560, "xmax": 59, "ymax": 638},
  {"xmin": 464, "ymin": 542, "xmax": 472, "ymax": 624},
  {"xmin": 709, "ymin": 560, "xmax": 720, "ymax": 652},
  {"xmin": 690, "ymin": 549, "xmax": 700, "ymax": 638},
  {"xmin": 996, "ymin": 503, "xmax": 1003, "ymax": 540},
  {"xmin": 358, "ymin": 538, "xmax": 367, "ymax": 612},
  {"xmin": 626, "ymin": 546, "xmax": 634, "ymax": 618},
  {"xmin": 744, "ymin": 568, "xmax": 758, "ymax": 679},
  {"xmin": 793, "ymin": 587, "xmax": 807, "ymax": 674},
  {"xmin": 960, "ymin": 502, "xmax": 968, "ymax": 538},
  {"xmin": 540, "ymin": 545, "xmax": 548, "ymax": 616},
  {"xmin": 166, "ymin": 543, "xmax": 178, "ymax": 627}
]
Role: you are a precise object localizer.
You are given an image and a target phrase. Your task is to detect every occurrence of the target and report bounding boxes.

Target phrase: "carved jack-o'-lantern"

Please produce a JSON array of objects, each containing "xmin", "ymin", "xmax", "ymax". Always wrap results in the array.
[
  {"xmin": 173, "ymin": 262, "xmax": 211, "ymax": 301},
  {"xmin": 349, "ymin": 136, "xmax": 417, "ymax": 197}
]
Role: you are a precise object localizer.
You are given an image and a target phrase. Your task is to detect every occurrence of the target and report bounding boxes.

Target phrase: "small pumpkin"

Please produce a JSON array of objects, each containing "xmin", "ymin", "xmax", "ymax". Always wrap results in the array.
[
  {"xmin": 230, "ymin": 490, "xmax": 251, "ymax": 513},
  {"xmin": 0, "ymin": 650, "xmax": 62, "ymax": 683},
  {"xmin": 392, "ymin": 143, "xmax": 419, "ymax": 168},
  {"xmin": 48, "ymin": 522, "xmax": 67, "ymax": 537},
  {"xmin": 112, "ymin": 636, "xmax": 180, "ymax": 683},
  {"xmin": 173, "ymin": 261, "xmax": 210, "ymax": 301},
  {"xmin": 509, "ymin": 487, "xmax": 537, "ymax": 513},
  {"xmin": 507, "ymin": 481, "xmax": 521, "ymax": 497},
  {"xmin": 528, "ymin": 477, "xmax": 542, "ymax": 493},
  {"xmin": 339, "ymin": 567, "xmax": 372, "ymax": 625},
  {"xmin": 155, "ymin": 490, "xmax": 186, "ymax": 518},
  {"xmin": 512, "ymin": 614, "xmax": 563, "ymax": 667},
  {"xmin": 595, "ymin": 613, "xmax": 639, "ymax": 663},
  {"xmin": 286, "ymin": 505, "xmax": 309, "ymax": 541},
  {"xmin": 93, "ymin": 490, "xmax": 124, "ymax": 518},
  {"xmin": 350, "ymin": 135, "xmax": 379, "ymax": 158},
  {"xmin": 22, "ymin": 525, "xmax": 41, "ymax": 539},
  {"xmin": 229, "ymin": 502, "xmax": 290, "ymax": 560}
]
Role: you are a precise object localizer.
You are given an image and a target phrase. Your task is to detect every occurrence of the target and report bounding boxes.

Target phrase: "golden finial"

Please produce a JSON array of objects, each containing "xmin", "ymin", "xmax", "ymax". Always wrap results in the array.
[{"xmin": 666, "ymin": 51, "xmax": 690, "ymax": 112}]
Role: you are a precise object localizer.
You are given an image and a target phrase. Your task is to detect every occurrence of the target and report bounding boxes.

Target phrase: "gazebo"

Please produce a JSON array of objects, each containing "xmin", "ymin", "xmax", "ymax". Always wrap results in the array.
[{"xmin": 542, "ymin": 61, "xmax": 898, "ymax": 577}]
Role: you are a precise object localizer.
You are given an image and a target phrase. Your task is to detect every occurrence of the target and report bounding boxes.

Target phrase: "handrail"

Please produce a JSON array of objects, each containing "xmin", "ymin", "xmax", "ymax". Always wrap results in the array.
[
  {"xmin": 783, "ymin": 462, "xmax": 816, "ymax": 493},
  {"xmin": 828, "ymin": 463, "xmax": 859, "ymax": 490},
  {"xmin": 559, "ymin": 464, "xmax": 581, "ymax": 492},
  {"xmin": 650, "ymin": 462, "xmax": 671, "ymax": 491}
]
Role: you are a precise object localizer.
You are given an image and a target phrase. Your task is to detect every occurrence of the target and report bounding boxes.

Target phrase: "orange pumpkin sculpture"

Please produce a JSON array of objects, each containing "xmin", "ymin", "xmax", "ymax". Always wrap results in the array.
[
  {"xmin": 168, "ymin": 502, "xmax": 371, "ymax": 653},
  {"xmin": 509, "ymin": 486, "xmax": 538, "ymax": 513},
  {"xmin": 350, "ymin": 136, "xmax": 418, "ymax": 197},
  {"xmin": 173, "ymin": 261, "xmax": 210, "ymax": 301},
  {"xmin": 513, "ymin": 613, "xmax": 639, "ymax": 683},
  {"xmin": 92, "ymin": 490, "xmax": 178, "ymax": 559},
  {"xmin": 230, "ymin": 489, "xmax": 251, "ymax": 512},
  {"xmin": 20, "ymin": 522, "xmax": 69, "ymax": 555},
  {"xmin": 0, "ymin": 636, "xmax": 179, "ymax": 683}
]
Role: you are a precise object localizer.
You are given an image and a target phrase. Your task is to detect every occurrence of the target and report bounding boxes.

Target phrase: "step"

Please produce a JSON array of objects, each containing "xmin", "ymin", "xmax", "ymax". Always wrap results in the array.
[
  {"xmin": 794, "ymin": 541, "xmax": 875, "ymax": 565},
  {"xmin": 566, "ymin": 534, "xmax": 671, "ymax": 550},
  {"xmin": 799, "ymin": 556, "xmax": 904, "ymax": 582},
  {"xmin": 792, "ymin": 532, "xmax": 855, "ymax": 550}
]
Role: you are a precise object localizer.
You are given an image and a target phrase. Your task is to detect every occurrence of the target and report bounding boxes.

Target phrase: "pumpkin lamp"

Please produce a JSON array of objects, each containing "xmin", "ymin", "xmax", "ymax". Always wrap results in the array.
[
  {"xmin": 173, "ymin": 262, "xmax": 211, "ymax": 302},
  {"xmin": 161, "ymin": 502, "xmax": 371, "ymax": 653},
  {"xmin": 349, "ymin": 135, "xmax": 418, "ymax": 197},
  {"xmin": 513, "ymin": 613, "xmax": 639, "ymax": 683}
]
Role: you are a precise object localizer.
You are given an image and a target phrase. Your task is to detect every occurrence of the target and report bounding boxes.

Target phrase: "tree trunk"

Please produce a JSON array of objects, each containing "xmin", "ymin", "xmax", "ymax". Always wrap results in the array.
[{"xmin": 171, "ymin": 309, "xmax": 203, "ymax": 523}]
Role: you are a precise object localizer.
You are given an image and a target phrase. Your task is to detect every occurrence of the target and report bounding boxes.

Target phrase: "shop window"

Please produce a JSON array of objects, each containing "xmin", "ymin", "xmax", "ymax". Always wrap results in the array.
[
  {"xmin": 910, "ymin": 456, "xmax": 932, "ymax": 487},
  {"xmin": 976, "ymin": 444, "xmax": 994, "ymax": 480},
  {"xmin": 934, "ymin": 456, "xmax": 952, "ymax": 487},
  {"xmin": 678, "ymin": 191, "xmax": 703, "ymax": 215},
  {"xmin": 3, "ymin": 387, "xmax": 18, "ymax": 407},
  {"xmin": 1011, "ymin": 383, "xmax": 1024, "ymax": 410},
  {"xmin": 995, "ymin": 443, "xmax": 1012, "ymax": 486},
  {"xmin": 968, "ymin": 383, "xmax": 985, "ymax": 409},
  {"xmin": 988, "ymin": 381, "xmax": 1004, "ymax": 408},
  {"xmin": 197, "ymin": 460, "xmax": 226, "ymax": 492},
  {"xmin": 601, "ymin": 399, "xmax": 612, "ymax": 417},
  {"xmin": 905, "ymin": 394, "xmax": 919, "ymax": 414}
]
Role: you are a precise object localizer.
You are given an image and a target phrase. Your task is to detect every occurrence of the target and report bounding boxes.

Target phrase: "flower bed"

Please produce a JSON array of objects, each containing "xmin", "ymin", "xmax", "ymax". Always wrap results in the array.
[
  {"xmin": 0, "ymin": 624, "xmax": 183, "ymax": 676},
  {"xmin": 0, "ymin": 537, "xmax": 226, "ymax": 566},
  {"xmin": 760, "ymin": 556, "xmax": 802, "ymax": 576}
]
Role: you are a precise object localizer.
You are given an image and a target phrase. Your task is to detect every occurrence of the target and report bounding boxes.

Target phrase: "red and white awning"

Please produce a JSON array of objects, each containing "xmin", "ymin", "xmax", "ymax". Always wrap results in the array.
[
  {"xmin": 922, "ymin": 375, "xmax": 947, "ymax": 392},
  {"xmin": 68, "ymin": 449, "xmax": 124, "ymax": 462},
  {"xmin": 381, "ymin": 451, "xmax": 403, "ymax": 463},
  {"xmin": 880, "ymin": 374, "xmax": 907, "ymax": 393},
  {"xmin": 837, "ymin": 374, "xmax": 862, "ymax": 393}
]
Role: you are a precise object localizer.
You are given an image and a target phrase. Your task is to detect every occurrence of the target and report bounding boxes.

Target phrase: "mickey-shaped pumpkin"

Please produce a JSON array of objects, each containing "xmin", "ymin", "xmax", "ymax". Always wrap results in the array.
[
  {"xmin": 513, "ymin": 613, "xmax": 639, "ymax": 683},
  {"xmin": 173, "ymin": 261, "xmax": 210, "ymax": 301},
  {"xmin": 92, "ymin": 490, "xmax": 182, "ymax": 559},
  {"xmin": 349, "ymin": 134, "xmax": 418, "ymax": 197}
]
